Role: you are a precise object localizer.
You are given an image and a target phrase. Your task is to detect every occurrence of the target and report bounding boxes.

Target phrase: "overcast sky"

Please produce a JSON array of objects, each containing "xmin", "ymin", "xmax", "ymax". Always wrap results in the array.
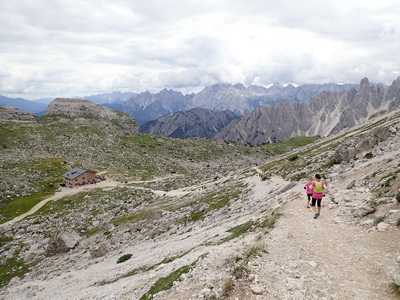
[{"xmin": 1, "ymin": 0, "xmax": 399, "ymax": 99}]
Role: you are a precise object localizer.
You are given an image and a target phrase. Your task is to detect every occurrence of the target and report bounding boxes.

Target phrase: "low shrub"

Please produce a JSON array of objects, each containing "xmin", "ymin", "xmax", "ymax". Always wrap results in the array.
[
  {"xmin": 390, "ymin": 283, "xmax": 400, "ymax": 295},
  {"xmin": 232, "ymin": 266, "xmax": 250, "ymax": 279},
  {"xmin": 221, "ymin": 277, "xmax": 234, "ymax": 296},
  {"xmin": 364, "ymin": 152, "xmax": 373, "ymax": 159},
  {"xmin": 117, "ymin": 254, "xmax": 133, "ymax": 264},
  {"xmin": 373, "ymin": 216, "xmax": 385, "ymax": 226}
]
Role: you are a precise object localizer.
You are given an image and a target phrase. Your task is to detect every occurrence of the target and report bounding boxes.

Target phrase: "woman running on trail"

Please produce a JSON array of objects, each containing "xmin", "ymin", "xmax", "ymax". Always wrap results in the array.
[
  {"xmin": 304, "ymin": 177, "xmax": 314, "ymax": 208},
  {"xmin": 310, "ymin": 173, "xmax": 328, "ymax": 219}
]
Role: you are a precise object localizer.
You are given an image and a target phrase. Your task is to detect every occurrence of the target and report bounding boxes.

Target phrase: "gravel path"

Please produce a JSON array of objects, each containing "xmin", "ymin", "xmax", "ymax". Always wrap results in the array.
[{"xmin": 230, "ymin": 182, "xmax": 400, "ymax": 300}]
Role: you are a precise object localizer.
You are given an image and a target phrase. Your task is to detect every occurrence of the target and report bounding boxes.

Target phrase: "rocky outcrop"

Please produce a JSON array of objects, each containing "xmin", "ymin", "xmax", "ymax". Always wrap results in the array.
[
  {"xmin": 90, "ymin": 243, "xmax": 110, "ymax": 259},
  {"xmin": 0, "ymin": 106, "xmax": 36, "ymax": 121},
  {"xmin": 139, "ymin": 108, "xmax": 240, "ymax": 138},
  {"xmin": 335, "ymin": 123, "xmax": 399, "ymax": 163},
  {"xmin": 44, "ymin": 98, "xmax": 138, "ymax": 132},
  {"xmin": 46, "ymin": 230, "xmax": 81, "ymax": 255}
]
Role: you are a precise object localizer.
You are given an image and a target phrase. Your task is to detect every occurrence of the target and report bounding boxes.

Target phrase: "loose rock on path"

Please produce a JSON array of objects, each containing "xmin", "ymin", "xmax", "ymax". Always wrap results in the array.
[{"xmin": 230, "ymin": 182, "xmax": 399, "ymax": 300}]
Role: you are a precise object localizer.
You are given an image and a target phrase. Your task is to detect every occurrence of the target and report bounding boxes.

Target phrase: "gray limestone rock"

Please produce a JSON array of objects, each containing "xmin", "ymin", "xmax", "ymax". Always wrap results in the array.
[
  {"xmin": 90, "ymin": 243, "xmax": 110, "ymax": 259},
  {"xmin": 46, "ymin": 230, "xmax": 81, "ymax": 255},
  {"xmin": 0, "ymin": 106, "xmax": 36, "ymax": 121}
]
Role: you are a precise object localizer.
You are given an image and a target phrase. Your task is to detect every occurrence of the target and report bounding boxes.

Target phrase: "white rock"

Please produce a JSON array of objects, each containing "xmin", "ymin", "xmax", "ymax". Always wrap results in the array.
[
  {"xmin": 308, "ymin": 261, "xmax": 318, "ymax": 268},
  {"xmin": 250, "ymin": 285, "xmax": 263, "ymax": 295},
  {"xmin": 377, "ymin": 222, "xmax": 389, "ymax": 231},
  {"xmin": 395, "ymin": 255, "xmax": 400, "ymax": 264}
]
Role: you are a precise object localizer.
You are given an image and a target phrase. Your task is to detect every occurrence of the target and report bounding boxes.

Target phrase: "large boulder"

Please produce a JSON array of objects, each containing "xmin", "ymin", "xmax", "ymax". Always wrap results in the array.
[
  {"xmin": 46, "ymin": 230, "xmax": 81, "ymax": 255},
  {"xmin": 90, "ymin": 243, "xmax": 110, "ymax": 259},
  {"xmin": 335, "ymin": 145, "xmax": 357, "ymax": 163}
]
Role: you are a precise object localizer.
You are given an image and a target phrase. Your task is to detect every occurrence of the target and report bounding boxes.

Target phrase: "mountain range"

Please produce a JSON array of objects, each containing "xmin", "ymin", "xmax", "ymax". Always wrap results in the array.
[
  {"xmin": 215, "ymin": 77, "xmax": 400, "ymax": 145},
  {"xmin": 3, "ymin": 78, "xmax": 400, "ymax": 146},
  {"xmin": 141, "ymin": 77, "xmax": 400, "ymax": 145},
  {"xmin": 0, "ymin": 82, "xmax": 357, "ymax": 122},
  {"xmin": 0, "ymin": 95, "xmax": 48, "ymax": 115},
  {"xmin": 122, "ymin": 82, "xmax": 358, "ymax": 124}
]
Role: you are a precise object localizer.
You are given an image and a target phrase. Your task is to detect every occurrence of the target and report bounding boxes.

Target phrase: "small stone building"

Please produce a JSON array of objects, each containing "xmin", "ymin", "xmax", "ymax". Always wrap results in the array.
[{"xmin": 62, "ymin": 168, "xmax": 97, "ymax": 187}]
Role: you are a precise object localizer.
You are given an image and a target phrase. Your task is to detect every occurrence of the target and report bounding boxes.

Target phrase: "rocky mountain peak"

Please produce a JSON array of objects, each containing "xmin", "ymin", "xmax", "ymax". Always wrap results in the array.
[
  {"xmin": 139, "ymin": 107, "xmax": 240, "ymax": 138},
  {"xmin": 359, "ymin": 77, "xmax": 370, "ymax": 88}
]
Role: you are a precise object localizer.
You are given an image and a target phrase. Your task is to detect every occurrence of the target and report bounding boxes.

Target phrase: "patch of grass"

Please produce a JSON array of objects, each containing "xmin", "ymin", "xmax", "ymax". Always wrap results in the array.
[
  {"xmin": 373, "ymin": 216, "xmax": 385, "ymax": 226},
  {"xmin": 111, "ymin": 210, "xmax": 149, "ymax": 226},
  {"xmin": 244, "ymin": 245, "xmax": 267, "ymax": 260},
  {"xmin": 0, "ymin": 192, "xmax": 51, "ymax": 223},
  {"xmin": 97, "ymin": 265, "xmax": 153, "ymax": 286},
  {"xmin": 0, "ymin": 157, "xmax": 69, "ymax": 223},
  {"xmin": 232, "ymin": 265, "xmax": 250, "ymax": 279},
  {"xmin": 384, "ymin": 177, "xmax": 395, "ymax": 187},
  {"xmin": 219, "ymin": 220, "xmax": 254, "ymax": 244},
  {"xmin": 97, "ymin": 249, "xmax": 194, "ymax": 286},
  {"xmin": 179, "ymin": 184, "xmax": 245, "ymax": 225},
  {"xmin": 396, "ymin": 191, "xmax": 400, "ymax": 203},
  {"xmin": 123, "ymin": 134, "xmax": 162, "ymax": 148},
  {"xmin": 381, "ymin": 169, "xmax": 400, "ymax": 182},
  {"xmin": 159, "ymin": 249, "xmax": 193, "ymax": 265},
  {"xmin": 321, "ymin": 158, "xmax": 337, "ymax": 169},
  {"xmin": 261, "ymin": 136, "xmax": 319, "ymax": 155},
  {"xmin": 258, "ymin": 213, "xmax": 281, "ymax": 229},
  {"xmin": 0, "ymin": 256, "xmax": 33, "ymax": 288},
  {"xmin": 140, "ymin": 265, "xmax": 193, "ymax": 300},
  {"xmin": 184, "ymin": 211, "xmax": 205, "ymax": 223},
  {"xmin": 291, "ymin": 172, "xmax": 307, "ymax": 181},
  {"xmin": 117, "ymin": 254, "xmax": 133, "ymax": 264},
  {"xmin": 390, "ymin": 283, "xmax": 400, "ymax": 295},
  {"xmin": 140, "ymin": 254, "xmax": 206, "ymax": 300},
  {"xmin": 83, "ymin": 227, "xmax": 101, "ymax": 237},
  {"xmin": 0, "ymin": 236, "xmax": 13, "ymax": 248}
]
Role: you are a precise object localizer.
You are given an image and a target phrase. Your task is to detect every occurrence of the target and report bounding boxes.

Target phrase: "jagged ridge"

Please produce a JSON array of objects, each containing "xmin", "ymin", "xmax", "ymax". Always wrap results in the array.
[{"xmin": 215, "ymin": 77, "xmax": 400, "ymax": 145}]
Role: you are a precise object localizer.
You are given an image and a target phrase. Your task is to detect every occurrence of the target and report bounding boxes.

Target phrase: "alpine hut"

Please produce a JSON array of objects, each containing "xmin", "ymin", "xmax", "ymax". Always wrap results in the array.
[{"xmin": 62, "ymin": 168, "xmax": 97, "ymax": 187}]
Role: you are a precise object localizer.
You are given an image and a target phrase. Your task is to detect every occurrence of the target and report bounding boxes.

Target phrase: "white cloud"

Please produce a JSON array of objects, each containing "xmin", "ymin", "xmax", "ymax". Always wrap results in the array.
[{"xmin": 0, "ymin": 0, "xmax": 399, "ymax": 99}]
